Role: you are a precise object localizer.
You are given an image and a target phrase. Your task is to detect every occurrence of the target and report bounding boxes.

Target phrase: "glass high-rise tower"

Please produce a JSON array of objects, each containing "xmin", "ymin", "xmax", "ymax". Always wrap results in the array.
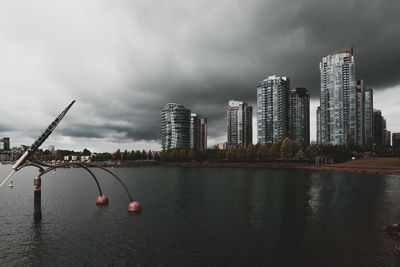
[
  {"xmin": 190, "ymin": 113, "xmax": 207, "ymax": 150},
  {"xmin": 319, "ymin": 47, "xmax": 356, "ymax": 145},
  {"xmin": 161, "ymin": 103, "xmax": 191, "ymax": 150},
  {"xmin": 257, "ymin": 75, "xmax": 290, "ymax": 144},
  {"xmin": 227, "ymin": 100, "xmax": 252, "ymax": 147},
  {"xmin": 290, "ymin": 88, "xmax": 310, "ymax": 145},
  {"xmin": 364, "ymin": 88, "xmax": 374, "ymax": 144}
]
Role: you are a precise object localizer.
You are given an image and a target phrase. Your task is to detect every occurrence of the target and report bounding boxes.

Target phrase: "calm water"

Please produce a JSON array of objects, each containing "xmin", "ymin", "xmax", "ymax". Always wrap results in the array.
[{"xmin": 1, "ymin": 165, "xmax": 400, "ymax": 266}]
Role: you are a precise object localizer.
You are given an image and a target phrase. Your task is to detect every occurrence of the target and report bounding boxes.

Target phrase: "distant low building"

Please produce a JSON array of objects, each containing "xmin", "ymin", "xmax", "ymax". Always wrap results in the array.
[
  {"xmin": 214, "ymin": 142, "xmax": 227, "ymax": 150},
  {"xmin": 0, "ymin": 137, "xmax": 10, "ymax": 151}
]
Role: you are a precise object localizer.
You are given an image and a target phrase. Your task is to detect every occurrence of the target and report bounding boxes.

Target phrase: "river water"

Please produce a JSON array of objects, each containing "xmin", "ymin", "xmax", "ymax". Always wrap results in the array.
[{"xmin": 1, "ymin": 164, "xmax": 400, "ymax": 266}]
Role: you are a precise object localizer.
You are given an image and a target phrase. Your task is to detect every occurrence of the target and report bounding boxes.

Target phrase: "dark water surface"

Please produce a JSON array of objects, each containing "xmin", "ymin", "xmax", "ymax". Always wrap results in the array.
[{"xmin": 1, "ymin": 165, "xmax": 400, "ymax": 266}]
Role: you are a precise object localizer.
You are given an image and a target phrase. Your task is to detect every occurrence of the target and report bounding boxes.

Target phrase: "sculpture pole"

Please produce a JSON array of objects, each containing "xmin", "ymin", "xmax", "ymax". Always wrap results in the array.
[
  {"xmin": 1, "ymin": 100, "xmax": 141, "ymax": 220},
  {"xmin": 33, "ymin": 176, "xmax": 41, "ymax": 220}
]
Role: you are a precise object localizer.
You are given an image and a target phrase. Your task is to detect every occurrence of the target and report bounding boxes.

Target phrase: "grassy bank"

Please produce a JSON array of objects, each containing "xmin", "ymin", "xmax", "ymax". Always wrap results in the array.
[{"xmin": 338, "ymin": 157, "xmax": 400, "ymax": 167}]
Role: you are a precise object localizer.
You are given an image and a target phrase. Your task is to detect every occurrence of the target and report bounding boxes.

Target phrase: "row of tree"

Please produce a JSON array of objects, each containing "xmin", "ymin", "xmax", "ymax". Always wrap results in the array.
[
  {"xmin": 159, "ymin": 138, "xmax": 355, "ymax": 163},
  {"xmin": 35, "ymin": 136, "xmax": 400, "ymax": 163}
]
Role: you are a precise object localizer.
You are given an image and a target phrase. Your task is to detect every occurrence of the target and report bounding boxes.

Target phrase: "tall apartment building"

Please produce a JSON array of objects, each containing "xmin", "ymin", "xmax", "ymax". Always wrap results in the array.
[
  {"xmin": 355, "ymin": 79, "xmax": 365, "ymax": 145},
  {"xmin": 373, "ymin": 109, "xmax": 386, "ymax": 146},
  {"xmin": 290, "ymin": 88, "xmax": 310, "ymax": 144},
  {"xmin": 364, "ymin": 88, "xmax": 374, "ymax": 144},
  {"xmin": 354, "ymin": 79, "xmax": 375, "ymax": 146},
  {"xmin": 319, "ymin": 47, "xmax": 356, "ymax": 145},
  {"xmin": 190, "ymin": 113, "xmax": 207, "ymax": 150},
  {"xmin": 316, "ymin": 106, "xmax": 321, "ymax": 144},
  {"xmin": 392, "ymin": 133, "xmax": 400, "ymax": 147},
  {"xmin": 385, "ymin": 130, "xmax": 391, "ymax": 147},
  {"xmin": 227, "ymin": 100, "xmax": 252, "ymax": 147},
  {"xmin": 257, "ymin": 75, "xmax": 290, "ymax": 144},
  {"xmin": 161, "ymin": 103, "xmax": 191, "ymax": 150}
]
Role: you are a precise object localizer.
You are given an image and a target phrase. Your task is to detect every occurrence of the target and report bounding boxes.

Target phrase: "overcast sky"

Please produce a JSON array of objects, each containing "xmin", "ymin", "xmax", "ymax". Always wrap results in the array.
[{"xmin": 0, "ymin": 0, "xmax": 400, "ymax": 152}]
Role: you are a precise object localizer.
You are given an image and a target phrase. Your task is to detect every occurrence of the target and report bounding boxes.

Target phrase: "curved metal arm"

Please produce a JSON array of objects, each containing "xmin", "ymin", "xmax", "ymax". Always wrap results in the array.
[
  {"xmin": 25, "ymin": 156, "xmax": 103, "ymax": 196},
  {"xmin": 34, "ymin": 162, "xmax": 134, "ymax": 202}
]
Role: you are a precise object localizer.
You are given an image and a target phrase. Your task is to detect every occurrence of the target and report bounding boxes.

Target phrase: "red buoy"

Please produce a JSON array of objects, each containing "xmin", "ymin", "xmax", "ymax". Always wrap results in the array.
[
  {"xmin": 128, "ymin": 201, "xmax": 141, "ymax": 212},
  {"xmin": 96, "ymin": 195, "xmax": 109, "ymax": 205}
]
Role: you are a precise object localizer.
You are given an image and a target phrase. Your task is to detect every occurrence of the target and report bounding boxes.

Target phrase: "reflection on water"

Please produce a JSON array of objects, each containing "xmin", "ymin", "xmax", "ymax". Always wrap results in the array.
[
  {"xmin": 308, "ymin": 172, "xmax": 322, "ymax": 215},
  {"xmin": 1, "ymin": 165, "xmax": 400, "ymax": 266}
]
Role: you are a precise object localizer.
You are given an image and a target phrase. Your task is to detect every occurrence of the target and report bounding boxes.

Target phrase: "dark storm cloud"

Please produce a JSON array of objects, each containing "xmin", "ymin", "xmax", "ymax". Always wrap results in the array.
[
  {"xmin": 55, "ymin": 0, "xmax": 400, "ymax": 145},
  {"xmin": 1, "ymin": 0, "xmax": 399, "ymax": 150}
]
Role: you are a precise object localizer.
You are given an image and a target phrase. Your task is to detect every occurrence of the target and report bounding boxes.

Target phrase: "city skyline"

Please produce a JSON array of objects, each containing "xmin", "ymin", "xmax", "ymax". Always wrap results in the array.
[{"xmin": 0, "ymin": 1, "xmax": 399, "ymax": 152}]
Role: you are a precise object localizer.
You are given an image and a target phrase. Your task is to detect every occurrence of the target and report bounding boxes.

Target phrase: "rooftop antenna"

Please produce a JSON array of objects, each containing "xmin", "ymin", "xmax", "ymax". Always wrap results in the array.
[{"xmin": 1, "ymin": 100, "xmax": 141, "ymax": 220}]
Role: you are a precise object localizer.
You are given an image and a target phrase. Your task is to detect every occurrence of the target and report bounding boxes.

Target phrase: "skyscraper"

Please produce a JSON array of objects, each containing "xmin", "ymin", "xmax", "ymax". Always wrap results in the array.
[
  {"xmin": 319, "ymin": 47, "xmax": 356, "ymax": 145},
  {"xmin": 257, "ymin": 75, "xmax": 290, "ymax": 144},
  {"xmin": 161, "ymin": 103, "xmax": 191, "ymax": 150},
  {"xmin": 392, "ymin": 133, "xmax": 400, "ymax": 147},
  {"xmin": 316, "ymin": 106, "xmax": 321, "ymax": 144},
  {"xmin": 290, "ymin": 88, "xmax": 310, "ymax": 144},
  {"xmin": 373, "ymin": 109, "xmax": 386, "ymax": 146},
  {"xmin": 355, "ymin": 79, "xmax": 365, "ymax": 145},
  {"xmin": 385, "ymin": 130, "xmax": 391, "ymax": 147},
  {"xmin": 227, "ymin": 100, "xmax": 252, "ymax": 147},
  {"xmin": 190, "ymin": 113, "xmax": 207, "ymax": 150},
  {"xmin": 364, "ymin": 88, "xmax": 374, "ymax": 144}
]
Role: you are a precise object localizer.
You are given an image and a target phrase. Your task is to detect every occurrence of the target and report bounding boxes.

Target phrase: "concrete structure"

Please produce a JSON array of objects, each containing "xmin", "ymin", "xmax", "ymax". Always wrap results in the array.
[
  {"xmin": 227, "ymin": 100, "xmax": 252, "ymax": 147},
  {"xmin": 316, "ymin": 106, "xmax": 321, "ymax": 144},
  {"xmin": 190, "ymin": 113, "xmax": 207, "ymax": 150},
  {"xmin": 364, "ymin": 88, "xmax": 374, "ymax": 144},
  {"xmin": 319, "ymin": 47, "xmax": 356, "ymax": 145},
  {"xmin": 161, "ymin": 103, "xmax": 191, "ymax": 150},
  {"xmin": 392, "ymin": 133, "xmax": 400, "ymax": 147},
  {"xmin": 214, "ymin": 143, "xmax": 227, "ymax": 150},
  {"xmin": 385, "ymin": 130, "xmax": 391, "ymax": 147},
  {"xmin": 373, "ymin": 109, "xmax": 386, "ymax": 146},
  {"xmin": 257, "ymin": 75, "xmax": 290, "ymax": 144},
  {"xmin": 355, "ymin": 79, "xmax": 365, "ymax": 145},
  {"xmin": 0, "ymin": 137, "xmax": 10, "ymax": 151},
  {"xmin": 290, "ymin": 88, "xmax": 310, "ymax": 144}
]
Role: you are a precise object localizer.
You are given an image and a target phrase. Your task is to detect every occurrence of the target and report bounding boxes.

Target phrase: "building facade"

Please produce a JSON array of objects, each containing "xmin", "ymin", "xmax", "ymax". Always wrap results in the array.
[
  {"xmin": 316, "ymin": 106, "xmax": 321, "ymax": 144},
  {"xmin": 373, "ymin": 109, "xmax": 386, "ymax": 146},
  {"xmin": 355, "ymin": 79, "xmax": 365, "ymax": 145},
  {"xmin": 290, "ymin": 88, "xmax": 310, "ymax": 144},
  {"xmin": 364, "ymin": 88, "xmax": 374, "ymax": 145},
  {"xmin": 190, "ymin": 113, "xmax": 207, "ymax": 150},
  {"xmin": 0, "ymin": 137, "xmax": 10, "ymax": 151},
  {"xmin": 257, "ymin": 75, "xmax": 290, "ymax": 144},
  {"xmin": 227, "ymin": 100, "xmax": 252, "ymax": 147},
  {"xmin": 319, "ymin": 47, "xmax": 356, "ymax": 145},
  {"xmin": 392, "ymin": 133, "xmax": 400, "ymax": 147},
  {"xmin": 385, "ymin": 130, "xmax": 391, "ymax": 147},
  {"xmin": 161, "ymin": 103, "xmax": 191, "ymax": 150}
]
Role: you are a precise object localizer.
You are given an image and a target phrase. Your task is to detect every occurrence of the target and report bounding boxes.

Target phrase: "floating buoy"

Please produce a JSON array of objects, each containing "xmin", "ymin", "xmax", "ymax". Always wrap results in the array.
[
  {"xmin": 128, "ymin": 201, "xmax": 141, "ymax": 212},
  {"xmin": 96, "ymin": 195, "xmax": 109, "ymax": 205},
  {"xmin": 9, "ymin": 181, "xmax": 13, "ymax": 187}
]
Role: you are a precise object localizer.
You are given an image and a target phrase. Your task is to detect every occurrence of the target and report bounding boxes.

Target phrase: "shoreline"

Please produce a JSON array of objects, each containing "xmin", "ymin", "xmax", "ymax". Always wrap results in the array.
[{"xmin": 95, "ymin": 161, "xmax": 400, "ymax": 175}]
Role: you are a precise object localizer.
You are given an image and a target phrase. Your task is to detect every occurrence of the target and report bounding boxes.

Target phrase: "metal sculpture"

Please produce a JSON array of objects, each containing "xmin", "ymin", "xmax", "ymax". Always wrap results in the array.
[{"xmin": 0, "ymin": 100, "xmax": 141, "ymax": 220}]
